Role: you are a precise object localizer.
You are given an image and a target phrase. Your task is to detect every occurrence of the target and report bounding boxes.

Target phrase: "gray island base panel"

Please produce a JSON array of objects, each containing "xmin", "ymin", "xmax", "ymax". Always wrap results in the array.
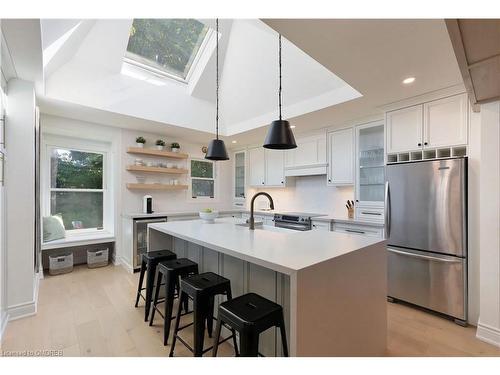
[{"xmin": 148, "ymin": 218, "xmax": 387, "ymax": 357}]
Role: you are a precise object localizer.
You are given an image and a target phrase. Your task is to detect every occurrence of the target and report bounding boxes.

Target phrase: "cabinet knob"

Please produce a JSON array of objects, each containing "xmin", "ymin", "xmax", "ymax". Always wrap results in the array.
[
  {"xmin": 418, "ymin": 143, "xmax": 422, "ymax": 147},
  {"xmin": 281, "ymin": 181, "xmax": 283, "ymax": 184},
  {"xmin": 262, "ymin": 182, "xmax": 264, "ymax": 185},
  {"xmin": 355, "ymin": 199, "xmax": 359, "ymax": 202},
  {"xmin": 328, "ymin": 179, "xmax": 332, "ymax": 182},
  {"xmin": 424, "ymin": 142, "xmax": 428, "ymax": 146}
]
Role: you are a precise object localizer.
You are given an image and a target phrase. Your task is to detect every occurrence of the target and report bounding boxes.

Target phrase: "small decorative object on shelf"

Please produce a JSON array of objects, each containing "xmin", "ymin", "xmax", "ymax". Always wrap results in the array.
[
  {"xmin": 155, "ymin": 139, "xmax": 166, "ymax": 150},
  {"xmin": 171, "ymin": 142, "xmax": 180, "ymax": 153},
  {"xmin": 136, "ymin": 136, "xmax": 146, "ymax": 148},
  {"xmin": 346, "ymin": 200, "xmax": 355, "ymax": 219},
  {"xmin": 201, "ymin": 146, "xmax": 208, "ymax": 154}
]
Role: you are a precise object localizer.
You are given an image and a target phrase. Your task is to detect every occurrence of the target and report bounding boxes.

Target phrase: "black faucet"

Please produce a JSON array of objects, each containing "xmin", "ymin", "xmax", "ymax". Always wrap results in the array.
[{"xmin": 249, "ymin": 192, "xmax": 274, "ymax": 230}]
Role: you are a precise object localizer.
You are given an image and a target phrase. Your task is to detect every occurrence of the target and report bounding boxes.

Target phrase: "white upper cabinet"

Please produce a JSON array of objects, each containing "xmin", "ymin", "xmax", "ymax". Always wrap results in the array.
[
  {"xmin": 423, "ymin": 93, "xmax": 468, "ymax": 148},
  {"xmin": 285, "ymin": 133, "xmax": 327, "ymax": 176},
  {"xmin": 248, "ymin": 147, "xmax": 285, "ymax": 187},
  {"xmin": 265, "ymin": 149, "xmax": 285, "ymax": 187},
  {"xmin": 248, "ymin": 147, "xmax": 265, "ymax": 187},
  {"xmin": 386, "ymin": 93, "xmax": 469, "ymax": 155},
  {"xmin": 327, "ymin": 127, "xmax": 354, "ymax": 186},
  {"xmin": 386, "ymin": 105, "xmax": 423, "ymax": 153}
]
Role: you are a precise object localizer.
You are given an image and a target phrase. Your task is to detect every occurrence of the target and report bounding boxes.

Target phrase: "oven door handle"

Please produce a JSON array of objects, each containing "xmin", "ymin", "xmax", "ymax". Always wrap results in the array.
[{"xmin": 275, "ymin": 222, "xmax": 310, "ymax": 231}]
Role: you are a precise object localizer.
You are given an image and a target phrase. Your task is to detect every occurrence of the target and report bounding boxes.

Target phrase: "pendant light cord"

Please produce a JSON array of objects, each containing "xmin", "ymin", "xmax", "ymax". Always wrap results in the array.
[
  {"xmin": 278, "ymin": 33, "xmax": 282, "ymax": 121},
  {"xmin": 216, "ymin": 18, "xmax": 219, "ymax": 140}
]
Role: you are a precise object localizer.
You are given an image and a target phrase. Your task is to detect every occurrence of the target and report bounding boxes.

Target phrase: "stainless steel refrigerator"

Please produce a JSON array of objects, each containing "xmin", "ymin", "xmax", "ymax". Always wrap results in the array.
[{"xmin": 385, "ymin": 157, "xmax": 467, "ymax": 325}]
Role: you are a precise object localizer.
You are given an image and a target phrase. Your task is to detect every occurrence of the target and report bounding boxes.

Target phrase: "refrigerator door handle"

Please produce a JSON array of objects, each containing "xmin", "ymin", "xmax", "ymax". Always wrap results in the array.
[
  {"xmin": 384, "ymin": 181, "xmax": 391, "ymax": 239},
  {"xmin": 387, "ymin": 247, "xmax": 462, "ymax": 263}
]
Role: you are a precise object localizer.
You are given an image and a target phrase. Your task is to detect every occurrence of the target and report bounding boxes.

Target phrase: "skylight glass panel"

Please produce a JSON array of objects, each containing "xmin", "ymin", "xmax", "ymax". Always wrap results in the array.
[{"xmin": 126, "ymin": 19, "xmax": 209, "ymax": 80}]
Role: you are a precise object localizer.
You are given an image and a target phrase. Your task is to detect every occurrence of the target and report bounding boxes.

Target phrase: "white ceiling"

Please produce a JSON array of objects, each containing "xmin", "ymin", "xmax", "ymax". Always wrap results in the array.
[
  {"xmin": 252, "ymin": 19, "xmax": 463, "ymax": 139},
  {"xmin": 3, "ymin": 19, "xmax": 464, "ymax": 148},
  {"xmin": 38, "ymin": 18, "xmax": 360, "ymax": 138}
]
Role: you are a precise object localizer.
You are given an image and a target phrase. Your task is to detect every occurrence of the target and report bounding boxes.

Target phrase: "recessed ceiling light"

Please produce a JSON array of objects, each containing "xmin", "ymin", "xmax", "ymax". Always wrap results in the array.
[
  {"xmin": 290, "ymin": 125, "xmax": 296, "ymax": 129},
  {"xmin": 231, "ymin": 140, "xmax": 237, "ymax": 144},
  {"xmin": 402, "ymin": 77, "xmax": 415, "ymax": 84}
]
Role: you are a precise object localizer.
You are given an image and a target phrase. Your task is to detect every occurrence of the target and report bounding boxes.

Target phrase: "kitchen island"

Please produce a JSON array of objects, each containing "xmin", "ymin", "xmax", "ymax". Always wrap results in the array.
[{"xmin": 148, "ymin": 217, "xmax": 387, "ymax": 356}]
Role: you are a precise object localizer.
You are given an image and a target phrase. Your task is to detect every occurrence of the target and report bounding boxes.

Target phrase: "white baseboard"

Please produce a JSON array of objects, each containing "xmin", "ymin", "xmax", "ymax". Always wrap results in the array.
[
  {"xmin": 476, "ymin": 321, "xmax": 500, "ymax": 348},
  {"xmin": 7, "ymin": 272, "xmax": 40, "ymax": 321},
  {"xmin": 7, "ymin": 300, "xmax": 37, "ymax": 321},
  {"xmin": 0, "ymin": 311, "xmax": 9, "ymax": 342}
]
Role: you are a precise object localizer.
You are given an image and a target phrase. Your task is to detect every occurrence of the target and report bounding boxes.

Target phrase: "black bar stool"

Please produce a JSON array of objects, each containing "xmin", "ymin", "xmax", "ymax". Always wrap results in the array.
[
  {"xmin": 134, "ymin": 250, "xmax": 176, "ymax": 321},
  {"xmin": 169, "ymin": 272, "xmax": 239, "ymax": 357},
  {"xmin": 149, "ymin": 258, "xmax": 199, "ymax": 345},
  {"xmin": 212, "ymin": 292, "xmax": 289, "ymax": 357}
]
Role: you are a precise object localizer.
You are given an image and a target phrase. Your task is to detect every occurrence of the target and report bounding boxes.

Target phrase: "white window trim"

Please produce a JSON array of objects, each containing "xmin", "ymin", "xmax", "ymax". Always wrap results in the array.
[
  {"xmin": 188, "ymin": 158, "xmax": 218, "ymax": 202},
  {"xmin": 42, "ymin": 135, "xmax": 113, "ymax": 238},
  {"xmin": 123, "ymin": 26, "xmax": 215, "ymax": 85}
]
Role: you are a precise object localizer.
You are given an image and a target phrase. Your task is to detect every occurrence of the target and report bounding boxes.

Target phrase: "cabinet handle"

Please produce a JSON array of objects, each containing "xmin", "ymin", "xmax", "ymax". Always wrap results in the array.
[
  {"xmin": 361, "ymin": 211, "xmax": 382, "ymax": 216},
  {"xmin": 418, "ymin": 143, "xmax": 422, "ymax": 147},
  {"xmin": 345, "ymin": 229, "xmax": 365, "ymax": 234}
]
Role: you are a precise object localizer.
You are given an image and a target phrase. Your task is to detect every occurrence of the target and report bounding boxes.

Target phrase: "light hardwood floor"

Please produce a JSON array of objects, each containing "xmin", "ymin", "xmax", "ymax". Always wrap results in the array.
[{"xmin": 1, "ymin": 264, "xmax": 499, "ymax": 357}]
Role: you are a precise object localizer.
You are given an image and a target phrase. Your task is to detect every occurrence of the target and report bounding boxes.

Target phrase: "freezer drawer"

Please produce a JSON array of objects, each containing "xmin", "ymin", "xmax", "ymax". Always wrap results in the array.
[{"xmin": 388, "ymin": 247, "xmax": 467, "ymax": 321}]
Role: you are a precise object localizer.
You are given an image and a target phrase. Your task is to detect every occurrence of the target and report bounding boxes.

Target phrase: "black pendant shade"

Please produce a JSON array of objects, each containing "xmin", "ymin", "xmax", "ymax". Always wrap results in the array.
[
  {"xmin": 205, "ymin": 18, "xmax": 230, "ymax": 161},
  {"xmin": 205, "ymin": 139, "xmax": 229, "ymax": 160},
  {"xmin": 263, "ymin": 33, "xmax": 296, "ymax": 150},
  {"xmin": 263, "ymin": 120, "xmax": 296, "ymax": 149}
]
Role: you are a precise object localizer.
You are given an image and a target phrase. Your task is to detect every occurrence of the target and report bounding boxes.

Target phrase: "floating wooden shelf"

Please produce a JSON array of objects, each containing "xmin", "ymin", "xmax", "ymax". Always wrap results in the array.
[
  {"xmin": 126, "ymin": 165, "xmax": 188, "ymax": 174},
  {"xmin": 127, "ymin": 147, "xmax": 189, "ymax": 159},
  {"xmin": 126, "ymin": 183, "xmax": 188, "ymax": 191}
]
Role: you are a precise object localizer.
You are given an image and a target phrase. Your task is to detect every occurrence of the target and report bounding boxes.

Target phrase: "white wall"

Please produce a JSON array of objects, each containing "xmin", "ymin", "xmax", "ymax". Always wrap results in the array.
[
  {"xmin": 5, "ymin": 79, "xmax": 37, "ymax": 320},
  {"xmin": 476, "ymin": 101, "xmax": 500, "ymax": 347},
  {"xmin": 248, "ymin": 176, "xmax": 354, "ymax": 217},
  {"xmin": 41, "ymin": 114, "xmax": 234, "ymax": 269}
]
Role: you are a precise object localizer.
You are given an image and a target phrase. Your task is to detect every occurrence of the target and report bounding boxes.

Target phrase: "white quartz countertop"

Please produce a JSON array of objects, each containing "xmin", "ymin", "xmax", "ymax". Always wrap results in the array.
[
  {"xmin": 149, "ymin": 218, "xmax": 385, "ymax": 275},
  {"xmin": 123, "ymin": 210, "xmax": 384, "ymax": 227}
]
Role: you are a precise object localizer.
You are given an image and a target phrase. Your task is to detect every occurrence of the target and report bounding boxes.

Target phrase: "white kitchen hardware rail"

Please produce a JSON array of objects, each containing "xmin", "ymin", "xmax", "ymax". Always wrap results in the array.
[{"xmin": 387, "ymin": 146, "xmax": 467, "ymax": 164}]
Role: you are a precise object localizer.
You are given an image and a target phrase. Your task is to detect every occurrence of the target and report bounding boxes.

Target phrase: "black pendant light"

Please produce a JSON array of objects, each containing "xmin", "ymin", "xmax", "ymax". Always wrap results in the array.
[
  {"xmin": 206, "ymin": 19, "xmax": 229, "ymax": 161},
  {"xmin": 263, "ymin": 33, "xmax": 297, "ymax": 150}
]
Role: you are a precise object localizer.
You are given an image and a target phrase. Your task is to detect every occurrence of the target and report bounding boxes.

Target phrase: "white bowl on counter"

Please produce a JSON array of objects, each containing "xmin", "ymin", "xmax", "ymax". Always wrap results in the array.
[{"xmin": 199, "ymin": 211, "xmax": 219, "ymax": 222}]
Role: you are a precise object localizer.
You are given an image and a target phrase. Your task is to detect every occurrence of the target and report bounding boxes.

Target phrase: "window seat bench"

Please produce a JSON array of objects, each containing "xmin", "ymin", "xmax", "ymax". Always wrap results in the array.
[{"xmin": 42, "ymin": 232, "xmax": 115, "ymax": 251}]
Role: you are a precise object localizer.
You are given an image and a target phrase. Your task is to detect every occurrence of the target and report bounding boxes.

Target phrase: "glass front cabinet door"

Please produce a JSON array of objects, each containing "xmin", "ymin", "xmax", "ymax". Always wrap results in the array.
[
  {"xmin": 233, "ymin": 150, "xmax": 246, "ymax": 208},
  {"xmin": 355, "ymin": 121, "xmax": 385, "ymax": 222}
]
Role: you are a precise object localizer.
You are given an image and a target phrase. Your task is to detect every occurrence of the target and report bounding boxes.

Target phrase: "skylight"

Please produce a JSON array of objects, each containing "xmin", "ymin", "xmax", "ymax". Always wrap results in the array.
[{"xmin": 125, "ymin": 19, "xmax": 210, "ymax": 81}]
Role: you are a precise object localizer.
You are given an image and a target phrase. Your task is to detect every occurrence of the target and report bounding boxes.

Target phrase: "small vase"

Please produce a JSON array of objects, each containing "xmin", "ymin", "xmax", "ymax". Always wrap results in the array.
[
  {"xmin": 171, "ymin": 147, "xmax": 180, "ymax": 153},
  {"xmin": 136, "ymin": 143, "xmax": 144, "ymax": 148},
  {"xmin": 156, "ymin": 145, "xmax": 164, "ymax": 151}
]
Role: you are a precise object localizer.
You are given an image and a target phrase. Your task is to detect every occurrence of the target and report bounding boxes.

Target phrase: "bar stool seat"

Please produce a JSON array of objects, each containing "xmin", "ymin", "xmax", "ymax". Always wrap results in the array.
[
  {"xmin": 149, "ymin": 258, "xmax": 199, "ymax": 345},
  {"xmin": 134, "ymin": 250, "xmax": 176, "ymax": 322},
  {"xmin": 169, "ymin": 272, "xmax": 238, "ymax": 357},
  {"xmin": 212, "ymin": 292, "xmax": 289, "ymax": 357}
]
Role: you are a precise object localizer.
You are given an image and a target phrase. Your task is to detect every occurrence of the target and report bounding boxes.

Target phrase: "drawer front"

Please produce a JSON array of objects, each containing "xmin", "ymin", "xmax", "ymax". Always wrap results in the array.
[
  {"xmin": 311, "ymin": 221, "xmax": 331, "ymax": 231},
  {"xmin": 333, "ymin": 223, "xmax": 383, "ymax": 238},
  {"xmin": 388, "ymin": 247, "xmax": 466, "ymax": 320},
  {"xmin": 355, "ymin": 207, "xmax": 384, "ymax": 222}
]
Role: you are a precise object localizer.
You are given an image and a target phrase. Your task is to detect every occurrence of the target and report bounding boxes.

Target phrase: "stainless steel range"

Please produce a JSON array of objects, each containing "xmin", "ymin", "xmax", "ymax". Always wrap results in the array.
[{"xmin": 273, "ymin": 212, "xmax": 326, "ymax": 231}]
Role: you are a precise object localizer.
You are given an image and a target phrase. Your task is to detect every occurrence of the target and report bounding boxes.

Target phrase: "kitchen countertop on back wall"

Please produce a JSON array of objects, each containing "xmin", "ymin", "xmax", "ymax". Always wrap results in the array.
[{"xmin": 122, "ymin": 209, "xmax": 385, "ymax": 227}]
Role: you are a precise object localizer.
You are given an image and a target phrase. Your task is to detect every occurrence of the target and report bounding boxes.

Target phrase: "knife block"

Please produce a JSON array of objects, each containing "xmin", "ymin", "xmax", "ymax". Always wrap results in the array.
[{"xmin": 347, "ymin": 207, "xmax": 354, "ymax": 219}]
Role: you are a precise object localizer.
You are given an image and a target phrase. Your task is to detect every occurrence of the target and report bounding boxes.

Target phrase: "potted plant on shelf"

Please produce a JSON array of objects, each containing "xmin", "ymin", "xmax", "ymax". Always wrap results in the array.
[
  {"xmin": 136, "ymin": 136, "xmax": 146, "ymax": 148},
  {"xmin": 155, "ymin": 139, "xmax": 166, "ymax": 151},
  {"xmin": 171, "ymin": 142, "xmax": 180, "ymax": 153}
]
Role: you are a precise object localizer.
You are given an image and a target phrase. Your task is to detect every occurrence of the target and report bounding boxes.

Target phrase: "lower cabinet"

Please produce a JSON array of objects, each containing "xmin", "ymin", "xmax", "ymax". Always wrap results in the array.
[
  {"xmin": 170, "ymin": 238, "xmax": 290, "ymax": 357},
  {"xmin": 311, "ymin": 220, "xmax": 331, "ymax": 231},
  {"xmin": 332, "ymin": 222, "xmax": 384, "ymax": 238}
]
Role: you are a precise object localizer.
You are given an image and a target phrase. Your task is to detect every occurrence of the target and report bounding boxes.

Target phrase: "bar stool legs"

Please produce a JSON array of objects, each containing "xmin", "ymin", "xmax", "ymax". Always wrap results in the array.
[{"xmin": 134, "ymin": 259, "xmax": 146, "ymax": 308}]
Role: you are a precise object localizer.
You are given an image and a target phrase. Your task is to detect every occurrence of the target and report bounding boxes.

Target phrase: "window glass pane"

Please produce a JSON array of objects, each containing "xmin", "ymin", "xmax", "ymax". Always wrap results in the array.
[
  {"xmin": 126, "ymin": 19, "xmax": 209, "ymax": 79},
  {"xmin": 192, "ymin": 179, "xmax": 214, "ymax": 198},
  {"xmin": 51, "ymin": 149, "xmax": 103, "ymax": 189},
  {"xmin": 51, "ymin": 191, "xmax": 103, "ymax": 230},
  {"xmin": 191, "ymin": 160, "xmax": 213, "ymax": 178}
]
